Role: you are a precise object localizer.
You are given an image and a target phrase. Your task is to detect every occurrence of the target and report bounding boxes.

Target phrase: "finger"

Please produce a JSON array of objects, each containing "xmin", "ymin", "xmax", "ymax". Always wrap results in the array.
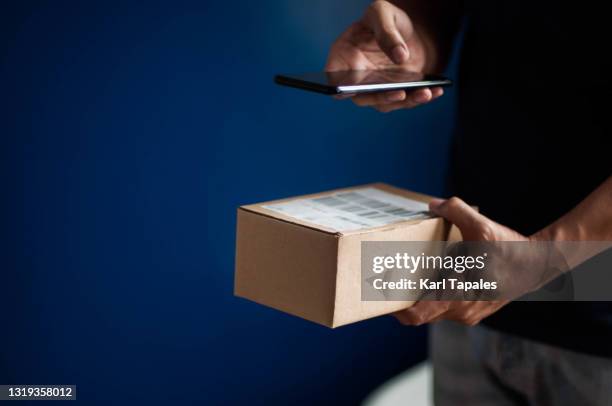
[
  {"xmin": 429, "ymin": 197, "xmax": 489, "ymax": 237},
  {"xmin": 325, "ymin": 49, "xmax": 346, "ymax": 71},
  {"xmin": 333, "ymin": 93, "xmax": 353, "ymax": 100},
  {"xmin": 428, "ymin": 302, "xmax": 468, "ymax": 323},
  {"xmin": 325, "ymin": 41, "xmax": 351, "ymax": 71},
  {"xmin": 363, "ymin": 1, "xmax": 411, "ymax": 64},
  {"xmin": 431, "ymin": 87, "xmax": 444, "ymax": 98},
  {"xmin": 442, "ymin": 302, "xmax": 478, "ymax": 324},
  {"xmin": 373, "ymin": 88, "xmax": 434, "ymax": 112},
  {"xmin": 445, "ymin": 302, "xmax": 498, "ymax": 326},
  {"xmin": 352, "ymin": 90, "xmax": 406, "ymax": 107},
  {"xmin": 325, "ymin": 23, "xmax": 375, "ymax": 71},
  {"xmin": 430, "ymin": 301, "xmax": 508, "ymax": 325},
  {"xmin": 411, "ymin": 87, "xmax": 434, "ymax": 103},
  {"xmin": 394, "ymin": 301, "xmax": 451, "ymax": 326},
  {"xmin": 325, "ymin": 43, "xmax": 368, "ymax": 71}
]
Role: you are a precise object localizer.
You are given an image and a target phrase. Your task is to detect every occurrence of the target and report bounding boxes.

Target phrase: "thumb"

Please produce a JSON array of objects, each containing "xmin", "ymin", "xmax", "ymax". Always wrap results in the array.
[
  {"xmin": 363, "ymin": 1, "xmax": 410, "ymax": 64},
  {"xmin": 429, "ymin": 197, "xmax": 488, "ymax": 239}
]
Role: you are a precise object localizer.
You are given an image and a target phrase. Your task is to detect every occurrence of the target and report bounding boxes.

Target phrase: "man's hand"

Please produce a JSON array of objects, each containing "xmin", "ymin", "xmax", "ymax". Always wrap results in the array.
[
  {"xmin": 325, "ymin": 0, "xmax": 444, "ymax": 113},
  {"xmin": 394, "ymin": 176, "xmax": 612, "ymax": 327},
  {"xmin": 394, "ymin": 197, "xmax": 528, "ymax": 327}
]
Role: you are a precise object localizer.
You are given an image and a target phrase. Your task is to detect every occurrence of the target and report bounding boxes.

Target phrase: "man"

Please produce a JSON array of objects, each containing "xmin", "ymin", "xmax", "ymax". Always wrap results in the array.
[{"xmin": 326, "ymin": 1, "xmax": 612, "ymax": 404}]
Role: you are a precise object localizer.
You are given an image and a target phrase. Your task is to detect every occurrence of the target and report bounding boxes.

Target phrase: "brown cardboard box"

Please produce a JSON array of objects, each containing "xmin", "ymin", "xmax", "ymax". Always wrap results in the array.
[{"xmin": 234, "ymin": 183, "xmax": 456, "ymax": 328}]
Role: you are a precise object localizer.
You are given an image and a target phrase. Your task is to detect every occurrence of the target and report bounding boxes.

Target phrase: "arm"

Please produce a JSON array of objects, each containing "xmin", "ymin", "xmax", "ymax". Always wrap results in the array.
[{"xmin": 534, "ymin": 176, "xmax": 612, "ymax": 267}]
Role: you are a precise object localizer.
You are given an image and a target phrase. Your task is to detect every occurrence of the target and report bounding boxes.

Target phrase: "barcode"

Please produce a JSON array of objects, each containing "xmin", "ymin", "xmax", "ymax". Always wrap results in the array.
[
  {"xmin": 312, "ymin": 196, "xmax": 345, "ymax": 207},
  {"xmin": 323, "ymin": 192, "xmax": 424, "ymax": 222},
  {"xmin": 335, "ymin": 216, "xmax": 370, "ymax": 227}
]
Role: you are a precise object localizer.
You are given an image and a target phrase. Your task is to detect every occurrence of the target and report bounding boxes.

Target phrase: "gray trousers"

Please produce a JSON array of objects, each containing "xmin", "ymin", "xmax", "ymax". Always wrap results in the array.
[{"xmin": 431, "ymin": 321, "xmax": 612, "ymax": 406}]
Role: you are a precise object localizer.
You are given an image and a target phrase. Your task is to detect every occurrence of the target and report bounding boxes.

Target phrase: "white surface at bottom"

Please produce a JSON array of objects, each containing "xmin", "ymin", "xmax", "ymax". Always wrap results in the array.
[{"xmin": 362, "ymin": 362, "xmax": 433, "ymax": 406}]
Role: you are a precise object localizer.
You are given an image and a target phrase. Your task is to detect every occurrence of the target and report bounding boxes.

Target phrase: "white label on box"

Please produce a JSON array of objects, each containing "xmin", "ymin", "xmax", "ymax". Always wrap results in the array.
[{"xmin": 262, "ymin": 187, "xmax": 430, "ymax": 232}]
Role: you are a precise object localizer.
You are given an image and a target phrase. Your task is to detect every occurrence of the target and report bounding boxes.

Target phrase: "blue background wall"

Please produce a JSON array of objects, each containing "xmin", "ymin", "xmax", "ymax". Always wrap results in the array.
[{"xmin": 1, "ymin": 1, "xmax": 456, "ymax": 404}]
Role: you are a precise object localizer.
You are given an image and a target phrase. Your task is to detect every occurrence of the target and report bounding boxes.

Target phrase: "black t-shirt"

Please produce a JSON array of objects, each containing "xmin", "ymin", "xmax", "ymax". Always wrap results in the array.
[{"xmin": 451, "ymin": 0, "xmax": 612, "ymax": 356}]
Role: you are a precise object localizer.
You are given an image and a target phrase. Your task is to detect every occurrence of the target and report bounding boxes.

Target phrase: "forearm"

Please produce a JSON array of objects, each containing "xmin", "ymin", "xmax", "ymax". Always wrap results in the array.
[
  {"xmin": 533, "ymin": 176, "xmax": 612, "ymax": 267},
  {"xmin": 391, "ymin": 0, "xmax": 463, "ymax": 72}
]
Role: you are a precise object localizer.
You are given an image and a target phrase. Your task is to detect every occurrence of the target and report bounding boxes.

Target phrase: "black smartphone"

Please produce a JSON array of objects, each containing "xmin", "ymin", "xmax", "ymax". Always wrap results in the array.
[{"xmin": 274, "ymin": 68, "xmax": 451, "ymax": 95}]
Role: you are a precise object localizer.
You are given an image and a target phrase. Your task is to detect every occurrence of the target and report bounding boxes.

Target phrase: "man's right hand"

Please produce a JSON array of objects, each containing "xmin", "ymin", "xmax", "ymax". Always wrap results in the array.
[{"xmin": 325, "ymin": 0, "xmax": 443, "ymax": 113}]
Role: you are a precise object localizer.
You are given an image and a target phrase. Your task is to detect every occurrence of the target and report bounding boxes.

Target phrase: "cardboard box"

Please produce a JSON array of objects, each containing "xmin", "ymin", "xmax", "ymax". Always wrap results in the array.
[{"xmin": 234, "ymin": 183, "xmax": 457, "ymax": 328}]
